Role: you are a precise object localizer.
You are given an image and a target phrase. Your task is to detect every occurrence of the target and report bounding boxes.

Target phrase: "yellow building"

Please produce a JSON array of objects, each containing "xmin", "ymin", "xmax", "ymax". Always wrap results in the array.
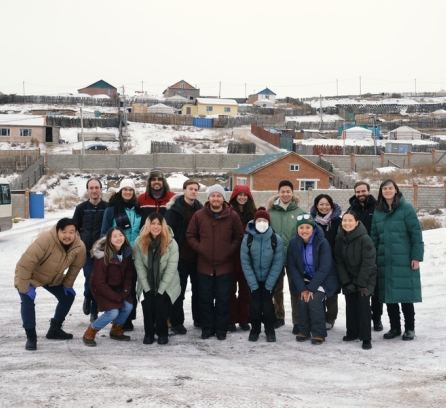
[{"xmin": 181, "ymin": 98, "xmax": 238, "ymax": 116}]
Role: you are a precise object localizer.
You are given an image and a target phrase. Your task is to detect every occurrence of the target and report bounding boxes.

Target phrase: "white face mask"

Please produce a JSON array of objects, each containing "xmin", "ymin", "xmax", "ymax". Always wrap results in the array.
[{"xmin": 255, "ymin": 221, "xmax": 269, "ymax": 233}]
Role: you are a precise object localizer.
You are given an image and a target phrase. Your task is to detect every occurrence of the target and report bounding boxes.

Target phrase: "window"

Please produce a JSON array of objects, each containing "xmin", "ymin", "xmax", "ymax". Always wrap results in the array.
[
  {"xmin": 265, "ymin": 95, "xmax": 269, "ymax": 99},
  {"xmin": 206, "ymin": 106, "xmax": 213, "ymax": 112},
  {"xmin": 20, "ymin": 129, "xmax": 32, "ymax": 137},
  {"xmin": 0, "ymin": 128, "xmax": 10, "ymax": 136},
  {"xmin": 180, "ymin": 82, "xmax": 185, "ymax": 89},
  {"xmin": 290, "ymin": 164, "xmax": 300, "ymax": 171},
  {"xmin": 299, "ymin": 180, "xmax": 317, "ymax": 190},
  {"xmin": 236, "ymin": 177, "xmax": 247, "ymax": 186},
  {"xmin": 1, "ymin": 185, "xmax": 11, "ymax": 204},
  {"xmin": 224, "ymin": 107, "xmax": 231, "ymax": 113},
  {"xmin": 108, "ymin": 89, "xmax": 112, "ymax": 95}
]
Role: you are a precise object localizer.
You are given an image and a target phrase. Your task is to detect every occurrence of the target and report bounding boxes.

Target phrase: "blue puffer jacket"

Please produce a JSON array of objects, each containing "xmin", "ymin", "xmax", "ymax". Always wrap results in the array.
[
  {"xmin": 287, "ymin": 224, "xmax": 340, "ymax": 297},
  {"xmin": 101, "ymin": 207, "xmax": 141, "ymax": 247},
  {"xmin": 240, "ymin": 220, "xmax": 284, "ymax": 291}
]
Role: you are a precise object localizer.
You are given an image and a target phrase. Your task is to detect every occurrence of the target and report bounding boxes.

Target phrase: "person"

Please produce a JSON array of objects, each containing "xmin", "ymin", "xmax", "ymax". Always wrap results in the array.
[
  {"xmin": 334, "ymin": 210, "xmax": 376, "ymax": 350},
  {"xmin": 348, "ymin": 180, "xmax": 383, "ymax": 331},
  {"xmin": 227, "ymin": 185, "xmax": 257, "ymax": 332},
  {"xmin": 138, "ymin": 168, "xmax": 176, "ymax": 227},
  {"xmin": 14, "ymin": 218, "xmax": 86, "ymax": 350},
  {"xmin": 73, "ymin": 177, "xmax": 108, "ymax": 323},
  {"xmin": 287, "ymin": 214, "xmax": 340, "ymax": 345},
  {"xmin": 186, "ymin": 184, "xmax": 244, "ymax": 341},
  {"xmin": 267, "ymin": 180, "xmax": 305, "ymax": 334},
  {"xmin": 82, "ymin": 227, "xmax": 134, "ymax": 346},
  {"xmin": 371, "ymin": 179, "xmax": 424, "ymax": 341},
  {"xmin": 133, "ymin": 213, "xmax": 180, "ymax": 345},
  {"xmin": 101, "ymin": 178, "xmax": 141, "ymax": 331},
  {"xmin": 164, "ymin": 179, "xmax": 203, "ymax": 334},
  {"xmin": 240, "ymin": 207, "xmax": 284, "ymax": 342}
]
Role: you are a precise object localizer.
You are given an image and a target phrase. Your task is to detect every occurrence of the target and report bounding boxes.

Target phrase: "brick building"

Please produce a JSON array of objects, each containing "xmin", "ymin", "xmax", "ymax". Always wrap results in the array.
[
  {"xmin": 78, "ymin": 80, "xmax": 117, "ymax": 98},
  {"xmin": 163, "ymin": 80, "xmax": 199, "ymax": 100},
  {"xmin": 230, "ymin": 151, "xmax": 332, "ymax": 191}
]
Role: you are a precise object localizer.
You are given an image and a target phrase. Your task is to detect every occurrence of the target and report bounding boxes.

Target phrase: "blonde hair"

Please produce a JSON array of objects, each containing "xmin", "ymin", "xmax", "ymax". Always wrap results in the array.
[{"xmin": 139, "ymin": 213, "xmax": 170, "ymax": 255}]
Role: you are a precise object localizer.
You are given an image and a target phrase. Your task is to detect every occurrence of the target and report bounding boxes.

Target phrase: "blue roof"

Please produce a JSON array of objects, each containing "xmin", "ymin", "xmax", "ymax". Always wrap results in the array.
[
  {"xmin": 258, "ymin": 87, "xmax": 276, "ymax": 96},
  {"xmin": 232, "ymin": 152, "xmax": 288, "ymax": 174}
]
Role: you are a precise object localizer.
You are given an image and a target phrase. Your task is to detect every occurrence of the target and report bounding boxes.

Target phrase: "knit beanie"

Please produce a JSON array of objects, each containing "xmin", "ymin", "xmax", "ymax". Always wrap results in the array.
[
  {"xmin": 278, "ymin": 180, "xmax": 294, "ymax": 191},
  {"xmin": 146, "ymin": 168, "xmax": 170, "ymax": 192},
  {"xmin": 207, "ymin": 184, "xmax": 226, "ymax": 199},
  {"xmin": 254, "ymin": 207, "xmax": 270, "ymax": 224},
  {"xmin": 295, "ymin": 213, "xmax": 316, "ymax": 229},
  {"xmin": 118, "ymin": 179, "xmax": 136, "ymax": 192}
]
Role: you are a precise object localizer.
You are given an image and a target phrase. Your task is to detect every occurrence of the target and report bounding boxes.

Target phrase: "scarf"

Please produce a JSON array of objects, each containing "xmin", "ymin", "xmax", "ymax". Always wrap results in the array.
[
  {"xmin": 114, "ymin": 196, "xmax": 137, "ymax": 230},
  {"xmin": 151, "ymin": 188, "xmax": 165, "ymax": 201},
  {"xmin": 147, "ymin": 236, "xmax": 161, "ymax": 293},
  {"xmin": 314, "ymin": 210, "xmax": 333, "ymax": 230}
]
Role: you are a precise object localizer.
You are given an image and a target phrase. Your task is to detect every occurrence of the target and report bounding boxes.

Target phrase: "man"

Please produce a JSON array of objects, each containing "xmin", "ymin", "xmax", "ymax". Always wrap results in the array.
[
  {"xmin": 15, "ymin": 218, "xmax": 86, "ymax": 351},
  {"xmin": 73, "ymin": 178, "xmax": 108, "ymax": 322},
  {"xmin": 164, "ymin": 179, "xmax": 203, "ymax": 334},
  {"xmin": 347, "ymin": 180, "xmax": 383, "ymax": 332},
  {"xmin": 267, "ymin": 180, "xmax": 305, "ymax": 334},
  {"xmin": 138, "ymin": 168, "xmax": 176, "ymax": 227},
  {"xmin": 186, "ymin": 184, "xmax": 244, "ymax": 341}
]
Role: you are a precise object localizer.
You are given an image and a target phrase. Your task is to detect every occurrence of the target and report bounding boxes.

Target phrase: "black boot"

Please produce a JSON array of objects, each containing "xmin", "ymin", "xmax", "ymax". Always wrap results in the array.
[
  {"xmin": 46, "ymin": 318, "xmax": 73, "ymax": 340},
  {"xmin": 25, "ymin": 328, "xmax": 37, "ymax": 351}
]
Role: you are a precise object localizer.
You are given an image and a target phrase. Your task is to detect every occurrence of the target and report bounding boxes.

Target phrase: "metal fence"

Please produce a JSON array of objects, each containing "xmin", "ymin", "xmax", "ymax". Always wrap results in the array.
[{"xmin": 10, "ymin": 156, "xmax": 45, "ymax": 190}]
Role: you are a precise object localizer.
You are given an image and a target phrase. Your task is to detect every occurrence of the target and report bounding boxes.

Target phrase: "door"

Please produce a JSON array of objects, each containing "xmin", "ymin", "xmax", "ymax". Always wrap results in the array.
[
  {"xmin": 45, "ymin": 127, "xmax": 53, "ymax": 142},
  {"xmin": 186, "ymin": 107, "xmax": 191, "ymax": 115}
]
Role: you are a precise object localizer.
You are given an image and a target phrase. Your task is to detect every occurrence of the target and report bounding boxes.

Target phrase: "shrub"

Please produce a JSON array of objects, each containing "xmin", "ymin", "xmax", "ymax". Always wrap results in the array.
[{"xmin": 420, "ymin": 217, "xmax": 442, "ymax": 231}]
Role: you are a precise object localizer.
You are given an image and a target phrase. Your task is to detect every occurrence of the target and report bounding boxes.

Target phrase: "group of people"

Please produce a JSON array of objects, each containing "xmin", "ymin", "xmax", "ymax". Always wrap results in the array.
[{"xmin": 14, "ymin": 170, "xmax": 424, "ymax": 352}]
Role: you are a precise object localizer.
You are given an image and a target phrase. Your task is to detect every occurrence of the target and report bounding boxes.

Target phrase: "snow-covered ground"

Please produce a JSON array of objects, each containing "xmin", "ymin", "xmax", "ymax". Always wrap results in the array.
[{"xmin": 1, "ymin": 212, "xmax": 445, "ymax": 407}]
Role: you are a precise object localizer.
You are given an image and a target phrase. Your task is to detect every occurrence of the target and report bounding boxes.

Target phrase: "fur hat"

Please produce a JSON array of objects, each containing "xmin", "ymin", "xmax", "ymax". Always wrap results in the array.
[
  {"xmin": 278, "ymin": 180, "xmax": 294, "ymax": 191},
  {"xmin": 295, "ymin": 213, "xmax": 316, "ymax": 229},
  {"xmin": 118, "ymin": 179, "xmax": 135, "ymax": 192},
  {"xmin": 253, "ymin": 207, "xmax": 270, "ymax": 224},
  {"xmin": 207, "ymin": 184, "xmax": 226, "ymax": 199},
  {"xmin": 146, "ymin": 168, "xmax": 170, "ymax": 192}
]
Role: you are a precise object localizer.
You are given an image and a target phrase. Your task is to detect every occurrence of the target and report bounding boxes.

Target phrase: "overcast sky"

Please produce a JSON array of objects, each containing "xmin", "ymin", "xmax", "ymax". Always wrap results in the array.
[{"xmin": 1, "ymin": 0, "xmax": 444, "ymax": 99}]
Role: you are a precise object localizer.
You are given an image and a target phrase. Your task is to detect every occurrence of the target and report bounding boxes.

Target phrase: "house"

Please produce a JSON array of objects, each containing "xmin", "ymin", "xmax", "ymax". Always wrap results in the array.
[
  {"xmin": 0, "ymin": 114, "xmax": 60, "ymax": 143},
  {"xmin": 389, "ymin": 126, "xmax": 422, "ymax": 140},
  {"xmin": 247, "ymin": 87, "xmax": 277, "ymax": 104},
  {"xmin": 163, "ymin": 80, "xmax": 199, "ymax": 100},
  {"xmin": 77, "ymin": 80, "xmax": 118, "ymax": 98},
  {"xmin": 181, "ymin": 98, "xmax": 238, "ymax": 116},
  {"xmin": 230, "ymin": 151, "xmax": 332, "ymax": 191}
]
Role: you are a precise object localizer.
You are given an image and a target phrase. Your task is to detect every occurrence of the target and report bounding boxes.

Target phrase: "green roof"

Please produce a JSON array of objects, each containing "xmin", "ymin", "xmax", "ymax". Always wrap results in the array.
[
  {"xmin": 83, "ymin": 80, "xmax": 116, "ymax": 89},
  {"xmin": 232, "ymin": 152, "xmax": 289, "ymax": 174}
]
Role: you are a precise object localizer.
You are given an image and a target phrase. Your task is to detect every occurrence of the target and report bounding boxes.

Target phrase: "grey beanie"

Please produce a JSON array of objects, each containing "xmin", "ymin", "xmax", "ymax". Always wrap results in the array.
[{"xmin": 207, "ymin": 184, "xmax": 226, "ymax": 199}]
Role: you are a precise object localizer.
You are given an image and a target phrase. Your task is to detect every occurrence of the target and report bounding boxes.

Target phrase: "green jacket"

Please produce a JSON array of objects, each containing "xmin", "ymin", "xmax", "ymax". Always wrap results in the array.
[
  {"xmin": 133, "ymin": 227, "xmax": 181, "ymax": 304},
  {"xmin": 267, "ymin": 194, "xmax": 305, "ymax": 265},
  {"xmin": 371, "ymin": 195, "xmax": 424, "ymax": 303},
  {"xmin": 334, "ymin": 222, "xmax": 376, "ymax": 294}
]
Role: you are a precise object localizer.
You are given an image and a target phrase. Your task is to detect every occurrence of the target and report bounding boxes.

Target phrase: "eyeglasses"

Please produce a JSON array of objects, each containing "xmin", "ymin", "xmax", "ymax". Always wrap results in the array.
[
  {"xmin": 151, "ymin": 177, "xmax": 163, "ymax": 181},
  {"xmin": 297, "ymin": 214, "xmax": 311, "ymax": 221}
]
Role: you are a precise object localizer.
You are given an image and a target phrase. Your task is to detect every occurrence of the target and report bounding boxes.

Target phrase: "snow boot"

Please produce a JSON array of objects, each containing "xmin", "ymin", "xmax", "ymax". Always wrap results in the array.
[
  {"xmin": 82, "ymin": 324, "xmax": 99, "ymax": 347},
  {"xmin": 25, "ymin": 328, "xmax": 37, "ymax": 351},
  {"xmin": 46, "ymin": 318, "xmax": 73, "ymax": 340},
  {"xmin": 110, "ymin": 322, "xmax": 130, "ymax": 341}
]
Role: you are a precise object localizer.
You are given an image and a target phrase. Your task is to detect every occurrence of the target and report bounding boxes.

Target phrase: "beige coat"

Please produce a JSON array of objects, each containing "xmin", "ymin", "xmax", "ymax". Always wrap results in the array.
[{"xmin": 14, "ymin": 225, "xmax": 86, "ymax": 293}]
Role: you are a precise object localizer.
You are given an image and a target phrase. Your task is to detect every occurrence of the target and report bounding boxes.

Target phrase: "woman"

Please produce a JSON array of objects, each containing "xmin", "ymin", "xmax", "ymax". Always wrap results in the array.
[
  {"xmin": 240, "ymin": 207, "xmax": 284, "ymax": 342},
  {"xmin": 133, "ymin": 213, "xmax": 180, "ymax": 345},
  {"xmin": 310, "ymin": 194, "xmax": 342, "ymax": 330},
  {"xmin": 371, "ymin": 179, "xmax": 424, "ymax": 341},
  {"xmin": 334, "ymin": 210, "xmax": 376, "ymax": 350},
  {"xmin": 82, "ymin": 227, "xmax": 134, "ymax": 346},
  {"xmin": 101, "ymin": 178, "xmax": 141, "ymax": 331},
  {"xmin": 228, "ymin": 185, "xmax": 257, "ymax": 331},
  {"xmin": 287, "ymin": 214, "xmax": 340, "ymax": 345}
]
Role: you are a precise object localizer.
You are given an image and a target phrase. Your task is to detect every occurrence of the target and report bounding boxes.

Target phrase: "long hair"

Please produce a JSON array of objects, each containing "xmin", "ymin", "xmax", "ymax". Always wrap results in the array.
[
  {"xmin": 108, "ymin": 189, "xmax": 137, "ymax": 207},
  {"xmin": 103, "ymin": 227, "xmax": 131, "ymax": 266},
  {"xmin": 230, "ymin": 195, "xmax": 256, "ymax": 222},
  {"xmin": 375, "ymin": 178, "xmax": 402, "ymax": 210},
  {"xmin": 139, "ymin": 213, "xmax": 170, "ymax": 255}
]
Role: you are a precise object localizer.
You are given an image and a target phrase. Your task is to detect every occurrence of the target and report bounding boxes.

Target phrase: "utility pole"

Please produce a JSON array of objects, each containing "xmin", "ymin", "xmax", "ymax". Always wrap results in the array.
[
  {"xmin": 245, "ymin": 83, "xmax": 246, "ymax": 98},
  {"xmin": 23, "ymin": 81, "xmax": 25, "ymax": 96},
  {"xmin": 219, "ymin": 81, "xmax": 221, "ymax": 98},
  {"xmin": 336, "ymin": 79, "xmax": 338, "ymax": 97},
  {"xmin": 414, "ymin": 78, "xmax": 417, "ymax": 96},
  {"xmin": 122, "ymin": 85, "xmax": 128, "ymax": 153},
  {"xmin": 373, "ymin": 115, "xmax": 377, "ymax": 155},
  {"xmin": 141, "ymin": 80, "xmax": 144, "ymax": 93},
  {"xmin": 359, "ymin": 76, "xmax": 361, "ymax": 97},
  {"xmin": 78, "ymin": 103, "xmax": 84, "ymax": 155},
  {"xmin": 319, "ymin": 94, "xmax": 323, "ymax": 128}
]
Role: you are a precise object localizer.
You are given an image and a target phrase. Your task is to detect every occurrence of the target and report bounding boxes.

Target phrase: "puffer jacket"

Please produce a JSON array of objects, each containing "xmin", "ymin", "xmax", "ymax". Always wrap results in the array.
[
  {"xmin": 371, "ymin": 195, "xmax": 424, "ymax": 303},
  {"xmin": 14, "ymin": 225, "xmax": 86, "ymax": 293},
  {"xmin": 310, "ymin": 202, "xmax": 342, "ymax": 250},
  {"xmin": 240, "ymin": 220, "xmax": 284, "ymax": 291},
  {"xmin": 267, "ymin": 194, "xmax": 305, "ymax": 265},
  {"xmin": 101, "ymin": 206, "xmax": 141, "ymax": 247},
  {"xmin": 73, "ymin": 199, "xmax": 108, "ymax": 251},
  {"xmin": 334, "ymin": 222, "xmax": 377, "ymax": 294},
  {"xmin": 133, "ymin": 227, "xmax": 181, "ymax": 303},
  {"xmin": 138, "ymin": 190, "xmax": 176, "ymax": 227},
  {"xmin": 286, "ymin": 224, "xmax": 340, "ymax": 297},
  {"xmin": 348, "ymin": 194, "xmax": 377, "ymax": 235},
  {"xmin": 89, "ymin": 239, "xmax": 134, "ymax": 312}
]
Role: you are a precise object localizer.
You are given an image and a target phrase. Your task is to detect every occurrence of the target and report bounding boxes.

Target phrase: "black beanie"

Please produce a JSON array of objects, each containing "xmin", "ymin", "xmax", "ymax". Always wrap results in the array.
[{"xmin": 278, "ymin": 180, "xmax": 294, "ymax": 191}]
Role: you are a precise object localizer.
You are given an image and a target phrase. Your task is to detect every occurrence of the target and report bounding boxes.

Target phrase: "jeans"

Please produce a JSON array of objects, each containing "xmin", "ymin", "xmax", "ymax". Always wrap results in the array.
[
  {"xmin": 18, "ymin": 285, "xmax": 75, "ymax": 329},
  {"xmin": 83, "ymin": 252, "xmax": 98, "ymax": 315},
  {"xmin": 297, "ymin": 290, "xmax": 327, "ymax": 339},
  {"xmin": 92, "ymin": 300, "xmax": 133, "ymax": 331}
]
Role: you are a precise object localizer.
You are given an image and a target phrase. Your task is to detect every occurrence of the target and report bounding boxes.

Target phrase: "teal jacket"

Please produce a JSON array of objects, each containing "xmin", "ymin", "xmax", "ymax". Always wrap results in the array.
[
  {"xmin": 267, "ymin": 194, "xmax": 305, "ymax": 265},
  {"xmin": 101, "ymin": 206, "xmax": 141, "ymax": 247},
  {"xmin": 371, "ymin": 195, "xmax": 424, "ymax": 303}
]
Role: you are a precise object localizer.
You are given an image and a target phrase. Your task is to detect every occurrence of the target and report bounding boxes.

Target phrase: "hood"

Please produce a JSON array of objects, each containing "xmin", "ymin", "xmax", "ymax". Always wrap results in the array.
[
  {"xmin": 229, "ymin": 185, "xmax": 254, "ymax": 203},
  {"xmin": 310, "ymin": 201, "xmax": 342, "ymax": 221},
  {"xmin": 337, "ymin": 221, "xmax": 368, "ymax": 243},
  {"xmin": 145, "ymin": 171, "xmax": 170, "ymax": 194},
  {"xmin": 91, "ymin": 236, "xmax": 133, "ymax": 259},
  {"xmin": 267, "ymin": 193, "xmax": 301, "ymax": 211},
  {"xmin": 349, "ymin": 194, "xmax": 376, "ymax": 209},
  {"xmin": 166, "ymin": 193, "xmax": 183, "ymax": 210}
]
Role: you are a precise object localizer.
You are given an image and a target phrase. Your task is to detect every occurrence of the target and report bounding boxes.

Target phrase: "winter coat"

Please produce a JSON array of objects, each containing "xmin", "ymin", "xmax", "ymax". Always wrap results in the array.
[
  {"xmin": 133, "ymin": 227, "xmax": 181, "ymax": 303},
  {"xmin": 101, "ymin": 206, "xmax": 141, "ymax": 247},
  {"xmin": 240, "ymin": 220, "xmax": 284, "ymax": 291},
  {"xmin": 89, "ymin": 239, "xmax": 134, "ymax": 312},
  {"xmin": 186, "ymin": 202, "xmax": 244, "ymax": 276},
  {"xmin": 14, "ymin": 225, "xmax": 86, "ymax": 294},
  {"xmin": 286, "ymin": 224, "xmax": 340, "ymax": 297},
  {"xmin": 73, "ymin": 199, "xmax": 108, "ymax": 251},
  {"xmin": 334, "ymin": 222, "xmax": 376, "ymax": 294},
  {"xmin": 310, "ymin": 202, "xmax": 342, "ymax": 250},
  {"xmin": 347, "ymin": 194, "xmax": 377, "ymax": 235},
  {"xmin": 164, "ymin": 193, "xmax": 203, "ymax": 249},
  {"xmin": 138, "ymin": 190, "xmax": 176, "ymax": 227},
  {"xmin": 267, "ymin": 194, "xmax": 305, "ymax": 265},
  {"xmin": 371, "ymin": 195, "xmax": 424, "ymax": 303}
]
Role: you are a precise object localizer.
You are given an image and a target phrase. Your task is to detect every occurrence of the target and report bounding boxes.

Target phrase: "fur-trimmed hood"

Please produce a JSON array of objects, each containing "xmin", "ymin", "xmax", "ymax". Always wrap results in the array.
[
  {"xmin": 166, "ymin": 193, "xmax": 183, "ymax": 211},
  {"xmin": 267, "ymin": 194, "xmax": 301, "ymax": 211}
]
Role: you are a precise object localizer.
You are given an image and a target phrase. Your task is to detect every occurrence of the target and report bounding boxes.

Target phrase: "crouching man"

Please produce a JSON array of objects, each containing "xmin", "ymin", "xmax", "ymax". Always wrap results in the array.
[{"xmin": 14, "ymin": 218, "xmax": 86, "ymax": 350}]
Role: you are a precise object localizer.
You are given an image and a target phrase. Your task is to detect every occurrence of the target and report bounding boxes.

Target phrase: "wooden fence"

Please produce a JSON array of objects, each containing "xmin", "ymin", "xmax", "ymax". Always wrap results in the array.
[
  {"xmin": 250, "ymin": 123, "xmax": 280, "ymax": 147},
  {"xmin": 0, "ymin": 95, "xmax": 119, "ymax": 107},
  {"xmin": 46, "ymin": 116, "xmax": 120, "ymax": 128},
  {"xmin": 127, "ymin": 113, "xmax": 193, "ymax": 126},
  {"xmin": 150, "ymin": 141, "xmax": 181, "ymax": 153},
  {"xmin": 227, "ymin": 142, "xmax": 256, "ymax": 154}
]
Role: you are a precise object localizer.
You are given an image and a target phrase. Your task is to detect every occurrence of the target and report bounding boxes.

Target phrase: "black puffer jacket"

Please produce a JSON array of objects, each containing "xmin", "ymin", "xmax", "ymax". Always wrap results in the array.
[
  {"xmin": 73, "ymin": 199, "xmax": 108, "ymax": 251},
  {"xmin": 310, "ymin": 202, "xmax": 342, "ymax": 250},
  {"xmin": 347, "ymin": 195, "xmax": 376, "ymax": 235}
]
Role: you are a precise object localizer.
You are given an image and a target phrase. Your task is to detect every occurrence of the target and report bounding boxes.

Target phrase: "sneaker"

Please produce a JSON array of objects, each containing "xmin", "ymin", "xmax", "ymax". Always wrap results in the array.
[
  {"xmin": 362, "ymin": 340, "xmax": 372, "ymax": 350},
  {"xmin": 326, "ymin": 322, "xmax": 334, "ymax": 330},
  {"xmin": 402, "ymin": 330, "xmax": 415, "ymax": 341},
  {"xmin": 143, "ymin": 335, "xmax": 154, "ymax": 345},
  {"xmin": 383, "ymin": 328, "xmax": 402, "ymax": 339},
  {"xmin": 311, "ymin": 337, "xmax": 324, "ymax": 345},
  {"xmin": 274, "ymin": 319, "xmax": 285, "ymax": 329},
  {"xmin": 227, "ymin": 324, "xmax": 237, "ymax": 332},
  {"xmin": 171, "ymin": 324, "xmax": 187, "ymax": 335},
  {"xmin": 216, "ymin": 331, "xmax": 226, "ymax": 341},
  {"xmin": 122, "ymin": 321, "xmax": 134, "ymax": 332},
  {"xmin": 373, "ymin": 320, "xmax": 384, "ymax": 332},
  {"xmin": 343, "ymin": 335, "xmax": 359, "ymax": 342},
  {"xmin": 239, "ymin": 323, "xmax": 251, "ymax": 331},
  {"xmin": 248, "ymin": 332, "xmax": 259, "ymax": 342},
  {"xmin": 296, "ymin": 334, "xmax": 309, "ymax": 342}
]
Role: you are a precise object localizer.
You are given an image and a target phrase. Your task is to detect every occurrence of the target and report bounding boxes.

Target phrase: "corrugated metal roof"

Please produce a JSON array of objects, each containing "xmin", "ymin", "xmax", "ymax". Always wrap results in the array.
[
  {"xmin": 196, "ymin": 98, "xmax": 237, "ymax": 106},
  {"xmin": 82, "ymin": 80, "xmax": 116, "ymax": 89},
  {"xmin": 257, "ymin": 87, "xmax": 276, "ymax": 95},
  {"xmin": 232, "ymin": 152, "xmax": 288, "ymax": 174},
  {"xmin": 0, "ymin": 114, "xmax": 45, "ymax": 126}
]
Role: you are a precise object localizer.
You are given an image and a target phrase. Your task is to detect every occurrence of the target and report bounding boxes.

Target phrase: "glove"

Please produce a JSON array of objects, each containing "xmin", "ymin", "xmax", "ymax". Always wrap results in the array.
[
  {"xmin": 358, "ymin": 287, "xmax": 371, "ymax": 297},
  {"xmin": 63, "ymin": 286, "xmax": 76, "ymax": 297},
  {"xmin": 25, "ymin": 286, "xmax": 36, "ymax": 300},
  {"xmin": 343, "ymin": 282, "xmax": 356, "ymax": 292}
]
